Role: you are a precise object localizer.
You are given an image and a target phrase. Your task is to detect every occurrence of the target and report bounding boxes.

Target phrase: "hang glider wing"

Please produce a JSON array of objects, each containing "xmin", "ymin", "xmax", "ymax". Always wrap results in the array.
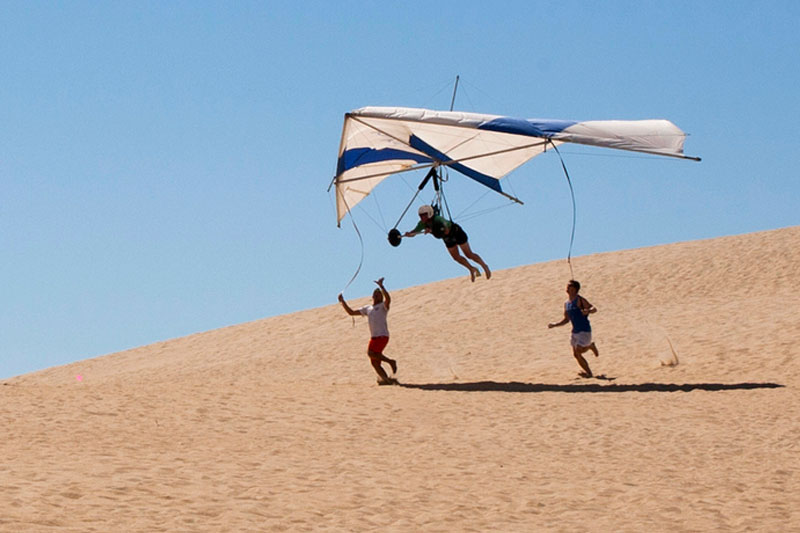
[{"xmin": 333, "ymin": 106, "xmax": 699, "ymax": 225}]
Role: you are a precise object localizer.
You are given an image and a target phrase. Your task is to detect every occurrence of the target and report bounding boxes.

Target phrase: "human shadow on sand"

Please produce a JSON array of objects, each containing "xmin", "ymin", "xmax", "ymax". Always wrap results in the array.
[{"xmin": 397, "ymin": 381, "xmax": 784, "ymax": 393}]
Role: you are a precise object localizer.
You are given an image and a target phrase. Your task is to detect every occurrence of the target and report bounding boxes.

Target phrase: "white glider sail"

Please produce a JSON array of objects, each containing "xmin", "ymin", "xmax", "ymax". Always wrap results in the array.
[{"xmin": 333, "ymin": 106, "xmax": 699, "ymax": 225}]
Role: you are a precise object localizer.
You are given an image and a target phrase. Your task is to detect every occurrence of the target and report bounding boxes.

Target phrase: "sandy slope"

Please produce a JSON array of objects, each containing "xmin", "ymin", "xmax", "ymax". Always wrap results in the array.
[{"xmin": 2, "ymin": 226, "xmax": 798, "ymax": 532}]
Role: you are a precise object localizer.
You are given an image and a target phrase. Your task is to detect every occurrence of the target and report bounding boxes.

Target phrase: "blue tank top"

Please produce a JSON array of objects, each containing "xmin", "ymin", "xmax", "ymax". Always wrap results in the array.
[{"xmin": 566, "ymin": 297, "xmax": 591, "ymax": 333}]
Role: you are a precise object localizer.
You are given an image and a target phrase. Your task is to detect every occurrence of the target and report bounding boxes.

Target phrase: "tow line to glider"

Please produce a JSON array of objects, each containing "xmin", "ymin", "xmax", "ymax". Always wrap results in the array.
[
  {"xmin": 548, "ymin": 140, "xmax": 578, "ymax": 280},
  {"xmin": 337, "ymin": 192, "xmax": 364, "ymax": 296}
]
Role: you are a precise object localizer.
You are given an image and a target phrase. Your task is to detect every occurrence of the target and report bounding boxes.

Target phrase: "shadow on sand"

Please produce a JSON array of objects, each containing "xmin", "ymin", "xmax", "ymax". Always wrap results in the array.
[{"xmin": 397, "ymin": 381, "xmax": 784, "ymax": 394}]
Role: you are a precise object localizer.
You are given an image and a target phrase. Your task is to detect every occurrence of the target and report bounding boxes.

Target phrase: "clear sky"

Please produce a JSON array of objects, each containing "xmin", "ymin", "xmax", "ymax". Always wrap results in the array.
[{"xmin": 2, "ymin": 1, "xmax": 798, "ymax": 379}]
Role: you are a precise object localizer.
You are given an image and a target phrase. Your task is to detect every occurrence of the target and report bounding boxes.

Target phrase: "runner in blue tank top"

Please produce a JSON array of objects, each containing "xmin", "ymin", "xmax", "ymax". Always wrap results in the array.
[{"xmin": 548, "ymin": 280, "xmax": 599, "ymax": 378}]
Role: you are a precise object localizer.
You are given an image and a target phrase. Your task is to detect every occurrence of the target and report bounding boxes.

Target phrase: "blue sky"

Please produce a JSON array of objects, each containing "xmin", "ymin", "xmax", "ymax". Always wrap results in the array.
[{"xmin": 2, "ymin": 1, "xmax": 798, "ymax": 379}]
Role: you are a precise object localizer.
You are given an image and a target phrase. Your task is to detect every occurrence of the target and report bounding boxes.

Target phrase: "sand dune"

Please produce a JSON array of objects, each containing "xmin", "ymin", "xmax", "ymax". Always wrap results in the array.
[{"xmin": 2, "ymin": 226, "xmax": 798, "ymax": 531}]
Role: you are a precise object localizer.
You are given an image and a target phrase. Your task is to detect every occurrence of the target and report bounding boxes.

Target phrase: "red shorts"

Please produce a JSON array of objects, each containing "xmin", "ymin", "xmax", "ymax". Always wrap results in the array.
[{"xmin": 368, "ymin": 336, "xmax": 389, "ymax": 355}]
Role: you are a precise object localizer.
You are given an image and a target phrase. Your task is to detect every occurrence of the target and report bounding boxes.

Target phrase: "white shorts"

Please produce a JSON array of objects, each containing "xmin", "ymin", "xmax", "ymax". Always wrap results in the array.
[{"xmin": 570, "ymin": 331, "xmax": 593, "ymax": 348}]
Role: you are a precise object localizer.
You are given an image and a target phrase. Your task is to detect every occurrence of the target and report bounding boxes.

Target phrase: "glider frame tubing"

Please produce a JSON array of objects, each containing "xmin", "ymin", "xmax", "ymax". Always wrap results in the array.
[
  {"xmin": 387, "ymin": 167, "xmax": 439, "ymax": 232},
  {"xmin": 386, "ymin": 166, "xmax": 453, "ymax": 246}
]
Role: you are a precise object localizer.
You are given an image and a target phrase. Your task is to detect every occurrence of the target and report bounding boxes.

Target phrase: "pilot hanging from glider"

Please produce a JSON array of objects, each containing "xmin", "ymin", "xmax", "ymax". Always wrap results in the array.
[
  {"xmin": 383, "ymin": 164, "xmax": 491, "ymax": 282},
  {"xmin": 402, "ymin": 203, "xmax": 490, "ymax": 282}
]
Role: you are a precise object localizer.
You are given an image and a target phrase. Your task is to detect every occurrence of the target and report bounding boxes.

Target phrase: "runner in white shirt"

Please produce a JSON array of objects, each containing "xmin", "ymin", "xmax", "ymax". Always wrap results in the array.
[{"xmin": 338, "ymin": 277, "xmax": 398, "ymax": 384}]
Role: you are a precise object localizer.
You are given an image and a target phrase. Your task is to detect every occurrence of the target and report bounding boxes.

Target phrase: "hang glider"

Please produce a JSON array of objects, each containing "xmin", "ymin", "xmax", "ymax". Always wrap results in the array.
[{"xmin": 332, "ymin": 106, "xmax": 700, "ymax": 225}]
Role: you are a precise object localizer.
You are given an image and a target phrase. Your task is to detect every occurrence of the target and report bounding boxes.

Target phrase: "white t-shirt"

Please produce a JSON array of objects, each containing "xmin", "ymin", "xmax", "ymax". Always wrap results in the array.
[{"xmin": 359, "ymin": 302, "xmax": 389, "ymax": 338}]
